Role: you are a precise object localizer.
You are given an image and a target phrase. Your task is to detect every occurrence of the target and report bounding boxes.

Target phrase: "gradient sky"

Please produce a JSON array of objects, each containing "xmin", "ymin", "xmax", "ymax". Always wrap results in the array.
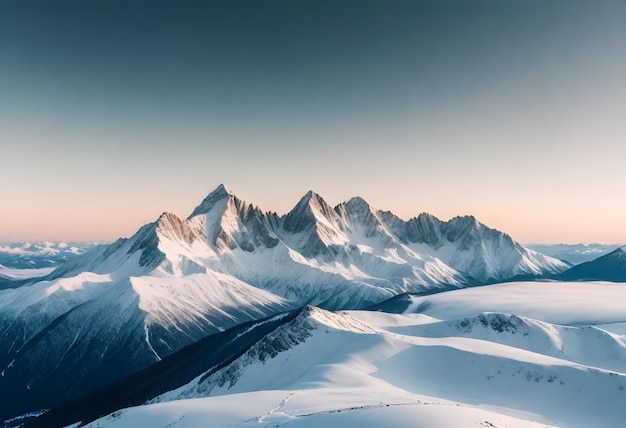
[{"xmin": 1, "ymin": 0, "xmax": 625, "ymax": 243}]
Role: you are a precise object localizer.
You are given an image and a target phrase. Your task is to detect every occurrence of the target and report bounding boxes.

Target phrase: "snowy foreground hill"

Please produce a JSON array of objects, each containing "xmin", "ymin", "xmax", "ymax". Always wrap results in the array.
[
  {"xmin": 38, "ymin": 281, "xmax": 626, "ymax": 428},
  {"xmin": 0, "ymin": 185, "xmax": 569, "ymax": 422}
]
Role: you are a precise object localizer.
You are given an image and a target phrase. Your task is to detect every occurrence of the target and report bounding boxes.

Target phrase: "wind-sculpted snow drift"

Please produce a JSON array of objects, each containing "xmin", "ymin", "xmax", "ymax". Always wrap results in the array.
[{"xmin": 0, "ymin": 185, "xmax": 567, "ymax": 421}]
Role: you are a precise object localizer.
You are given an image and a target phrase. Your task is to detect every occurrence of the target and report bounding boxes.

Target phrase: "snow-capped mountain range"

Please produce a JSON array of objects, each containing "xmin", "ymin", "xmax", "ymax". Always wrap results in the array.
[
  {"xmin": 0, "ymin": 184, "xmax": 568, "ymax": 421},
  {"xmin": 0, "ymin": 242, "xmax": 100, "ymax": 287},
  {"xmin": 525, "ymin": 243, "xmax": 622, "ymax": 265},
  {"xmin": 0, "ymin": 242, "xmax": 98, "ymax": 270},
  {"xmin": 51, "ymin": 184, "xmax": 567, "ymax": 289}
]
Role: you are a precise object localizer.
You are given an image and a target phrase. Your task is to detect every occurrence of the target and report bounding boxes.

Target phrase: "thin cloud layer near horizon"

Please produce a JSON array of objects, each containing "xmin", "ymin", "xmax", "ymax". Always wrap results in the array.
[{"xmin": 1, "ymin": 0, "xmax": 625, "ymax": 243}]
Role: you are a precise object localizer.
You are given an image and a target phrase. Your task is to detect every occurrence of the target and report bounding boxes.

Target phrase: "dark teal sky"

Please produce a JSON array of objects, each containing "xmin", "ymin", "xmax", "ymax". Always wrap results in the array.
[{"xmin": 1, "ymin": 0, "xmax": 625, "ymax": 242}]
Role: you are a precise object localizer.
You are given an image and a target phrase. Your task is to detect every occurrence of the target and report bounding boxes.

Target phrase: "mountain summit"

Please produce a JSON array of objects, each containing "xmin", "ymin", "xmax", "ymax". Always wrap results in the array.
[{"xmin": 188, "ymin": 183, "xmax": 232, "ymax": 218}]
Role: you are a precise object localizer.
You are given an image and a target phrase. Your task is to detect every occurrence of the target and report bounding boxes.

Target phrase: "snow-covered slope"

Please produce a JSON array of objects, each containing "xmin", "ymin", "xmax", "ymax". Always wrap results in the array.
[
  {"xmin": 80, "ymin": 281, "xmax": 626, "ymax": 428},
  {"xmin": 21, "ymin": 310, "xmax": 304, "ymax": 428},
  {"xmin": 403, "ymin": 280, "xmax": 626, "ymax": 325},
  {"xmin": 0, "ymin": 184, "xmax": 566, "ymax": 421},
  {"xmin": 82, "ymin": 394, "xmax": 554, "ymax": 428},
  {"xmin": 0, "ymin": 212, "xmax": 291, "ymax": 421}
]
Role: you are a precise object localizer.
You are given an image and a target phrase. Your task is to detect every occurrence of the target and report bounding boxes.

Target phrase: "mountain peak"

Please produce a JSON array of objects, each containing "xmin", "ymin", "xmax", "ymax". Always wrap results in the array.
[
  {"xmin": 283, "ymin": 191, "xmax": 347, "ymax": 239},
  {"xmin": 208, "ymin": 183, "xmax": 232, "ymax": 199},
  {"xmin": 157, "ymin": 211, "xmax": 180, "ymax": 222},
  {"xmin": 417, "ymin": 212, "xmax": 439, "ymax": 222},
  {"xmin": 290, "ymin": 190, "xmax": 334, "ymax": 214},
  {"xmin": 188, "ymin": 184, "xmax": 233, "ymax": 218},
  {"xmin": 213, "ymin": 183, "xmax": 229, "ymax": 194},
  {"xmin": 301, "ymin": 190, "xmax": 324, "ymax": 205},
  {"xmin": 343, "ymin": 196, "xmax": 371, "ymax": 212},
  {"xmin": 335, "ymin": 196, "xmax": 378, "ymax": 230},
  {"xmin": 447, "ymin": 215, "xmax": 481, "ymax": 231},
  {"xmin": 610, "ymin": 246, "xmax": 626, "ymax": 260}
]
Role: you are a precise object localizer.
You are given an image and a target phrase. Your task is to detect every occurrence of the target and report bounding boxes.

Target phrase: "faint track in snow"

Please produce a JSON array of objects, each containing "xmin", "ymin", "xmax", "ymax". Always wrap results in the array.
[
  {"xmin": 257, "ymin": 392, "xmax": 296, "ymax": 423},
  {"xmin": 295, "ymin": 400, "xmax": 427, "ymax": 417},
  {"xmin": 264, "ymin": 399, "xmax": 462, "ymax": 427}
]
